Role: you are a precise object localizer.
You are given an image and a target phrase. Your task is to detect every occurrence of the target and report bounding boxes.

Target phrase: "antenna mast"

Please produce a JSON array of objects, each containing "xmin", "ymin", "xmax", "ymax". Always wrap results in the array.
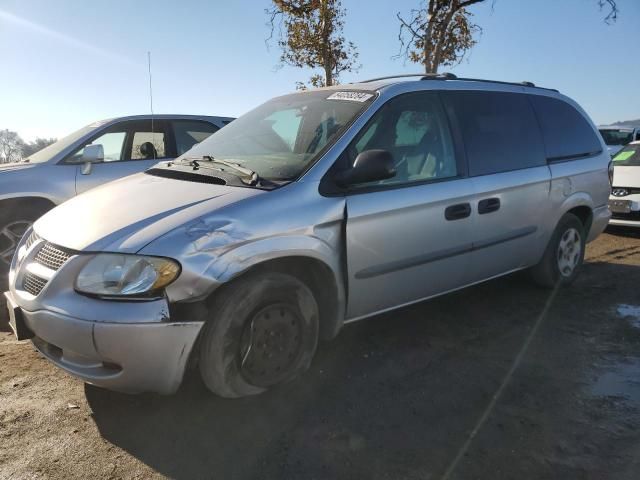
[{"xmin": 147, "ymin": 51, "xmax": 155, "ymax": 159}]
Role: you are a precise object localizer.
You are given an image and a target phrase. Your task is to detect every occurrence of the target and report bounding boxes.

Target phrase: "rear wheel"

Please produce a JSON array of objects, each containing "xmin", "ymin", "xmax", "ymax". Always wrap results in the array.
[
  {"xmin": 530, "ymin": 213, "xmax": 586, "ymax": 288},
  {"xmin": 198, "ymin": 272, "xmax": 319, "ymax": 398}
]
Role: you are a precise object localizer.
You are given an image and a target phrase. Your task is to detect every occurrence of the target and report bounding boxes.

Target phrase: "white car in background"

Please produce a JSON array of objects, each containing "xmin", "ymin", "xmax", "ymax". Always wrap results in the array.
[
  {"xmin": 599, "ymin": 125, "xmax": 640, "ymax": 157},
  {"xmin": 609, "ymin": 141, "xmax": 640, "ymax": 227}
]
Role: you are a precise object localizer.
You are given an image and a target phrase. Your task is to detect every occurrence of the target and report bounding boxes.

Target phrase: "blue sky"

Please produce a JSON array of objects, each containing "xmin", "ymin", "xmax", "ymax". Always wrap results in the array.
[{"xmin": 0, "ymin": 0, "xmax": 638, "ymax": 141}]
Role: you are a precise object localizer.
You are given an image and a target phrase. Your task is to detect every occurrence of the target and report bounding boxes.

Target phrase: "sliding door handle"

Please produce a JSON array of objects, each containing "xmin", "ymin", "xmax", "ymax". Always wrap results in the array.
[
  {"xmin": 478, "ymin": 198, "xmax": 501, "ymax": 214},
  {"xmin": 445, "ymin": 203, "xmax": 472, "ymax": 221}
]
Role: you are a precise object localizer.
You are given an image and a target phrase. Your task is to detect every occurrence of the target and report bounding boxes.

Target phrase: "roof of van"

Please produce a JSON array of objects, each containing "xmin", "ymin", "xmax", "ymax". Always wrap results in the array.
[{"xmin": 327, "ymin": 73, "xmax": 559, "ymax": 93}]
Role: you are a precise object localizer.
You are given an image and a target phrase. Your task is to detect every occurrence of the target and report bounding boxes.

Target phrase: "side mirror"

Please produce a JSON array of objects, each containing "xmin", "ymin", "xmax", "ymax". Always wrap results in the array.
[
  {"xmin": 335, "ymin": 149, "xmax": 396, "ymax": 187},
  {"xmin": 82, "ymin": 144, "xmax": 104, "ymax": 163},
  {"xmin": 80, "ymin": 144, "xmax": 104, "ymax": 175}
]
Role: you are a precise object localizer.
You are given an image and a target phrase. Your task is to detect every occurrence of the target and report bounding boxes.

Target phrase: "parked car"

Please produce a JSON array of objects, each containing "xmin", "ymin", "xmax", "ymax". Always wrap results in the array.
[
  {"xmin": 0, "ymin": 115, "xmax": 233, "ymax": 288},
  {"xmin": 599, "ymin": 125, "xmax": 640, "ymax": 157},
  {"xmin": 608, "ymin": 141, "xmax": 640, "ymax": 227},
  {"xmin": 3, "ymin": 75, "xmax": 611, "ymax": 397}
]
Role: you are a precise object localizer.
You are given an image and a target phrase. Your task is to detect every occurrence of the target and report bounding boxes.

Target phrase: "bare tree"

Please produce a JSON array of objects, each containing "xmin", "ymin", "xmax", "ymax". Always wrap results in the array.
[
  {"xmin": 599, "ymin": 0, "xmax": 619, "ymax": 23},
  {"xmin": 397, "ymin": 0, "xmax": 620, "ymax": 74},
  {"xmin": 267, "ymin": 0, "xmax": 359, "ymax": 89},
  {"xmin": 0, "ymin": 129, "xmax": 24, "ymax": 164}
]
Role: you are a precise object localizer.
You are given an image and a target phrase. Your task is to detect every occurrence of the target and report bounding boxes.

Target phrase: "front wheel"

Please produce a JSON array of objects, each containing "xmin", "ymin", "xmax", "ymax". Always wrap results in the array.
[
  {"xmin": 530, "ymin": 213, "xmax": 586, "ymax": 288},
  {"xmin": 198, "ymin": 272, "xmax": 319, "ymax": 398},
  {"xmin": 0, "ymin": 202, "xmax": 51, "ymax": 291}
]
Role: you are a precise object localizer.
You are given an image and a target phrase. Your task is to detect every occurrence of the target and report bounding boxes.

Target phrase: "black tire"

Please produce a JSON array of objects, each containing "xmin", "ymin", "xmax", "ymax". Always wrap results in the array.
[
  {"xmin": 0, "ymin": 202, "xmax": 50, "ymax": 290},
  {"xmin": 530, "ymin": 213, "xmax": 586, "ymax": 288},
  {"xmin": 199, "ymin": 272, "xmax": 319, "ymax": 398}
]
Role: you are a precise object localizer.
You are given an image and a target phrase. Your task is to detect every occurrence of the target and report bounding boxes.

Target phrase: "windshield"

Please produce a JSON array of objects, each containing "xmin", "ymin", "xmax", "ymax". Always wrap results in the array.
[
  {"xmin": 24, "ymin": 122, "xmax": 105, "ymax": 163},
  {"xmin": 612, "ymin": 143, "xmax": 640, "ymax": 166},
  {"xmin": 599, "ymin": 128, "xmax": 634, "ymax": 146},
  {"xmin": 182, "ymin": 90, "xmax": 375, "ymax": 181}
]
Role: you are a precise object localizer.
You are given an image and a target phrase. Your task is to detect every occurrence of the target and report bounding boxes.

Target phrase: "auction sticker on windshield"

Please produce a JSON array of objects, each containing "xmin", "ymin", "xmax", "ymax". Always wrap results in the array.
[
  {"xmin": 614, "ymin": 151, "xmax": 635, "ymax": 162},
  {"xmin": 327, "ymin": 91, "xmax": 374, "ymax": 102}
]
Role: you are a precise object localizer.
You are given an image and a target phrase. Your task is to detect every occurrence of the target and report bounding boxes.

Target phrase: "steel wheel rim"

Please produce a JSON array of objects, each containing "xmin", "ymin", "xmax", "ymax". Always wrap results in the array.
[
  {"xmin": 557, "ymin": 227, "xmax": 581, "ymax": 277},
  {"xmin": 239, "ymin": 303, "xmax": 304, "ymax": 387},
  {"xmin": 0, "ymin": 220, "xmax": 32, "ymax": 268}
]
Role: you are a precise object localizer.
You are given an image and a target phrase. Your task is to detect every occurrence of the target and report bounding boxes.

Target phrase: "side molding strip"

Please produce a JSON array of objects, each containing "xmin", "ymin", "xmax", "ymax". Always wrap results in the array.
[{"xmin": 354, "ymin": 226, "xmax": 538, "ymax": 280}]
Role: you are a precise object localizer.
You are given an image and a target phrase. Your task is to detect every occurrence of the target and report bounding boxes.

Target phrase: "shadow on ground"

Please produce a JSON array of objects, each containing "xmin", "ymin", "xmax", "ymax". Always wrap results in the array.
[{"xmin": 86, "ymin": 261, "xmax": 640, "ymax": 480}]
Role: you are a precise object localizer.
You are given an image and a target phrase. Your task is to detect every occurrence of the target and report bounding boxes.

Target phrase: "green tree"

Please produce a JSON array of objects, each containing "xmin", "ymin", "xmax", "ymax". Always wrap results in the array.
[
  {"xmin": 397, "ymin": 0, "xmax": 620, "ymax": 74},
  {"xmin": 267, "ymin": 0, "xmax": 359, "ymax": 89}
]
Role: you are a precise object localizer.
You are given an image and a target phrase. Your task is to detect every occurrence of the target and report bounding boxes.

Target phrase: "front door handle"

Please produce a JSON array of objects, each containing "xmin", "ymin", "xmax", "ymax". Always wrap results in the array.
[
  {"xmin": 478, "ymin": 198, "xmax": 501, "ymax": 214},
  {"xmin": 445, "ymin": 203, "xmax": 472, "ymax": 221}
]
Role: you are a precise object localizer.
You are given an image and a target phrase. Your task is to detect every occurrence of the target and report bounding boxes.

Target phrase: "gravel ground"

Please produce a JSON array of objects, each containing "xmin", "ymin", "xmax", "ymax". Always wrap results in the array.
[{"xmin": 1, "ymin": 229, "xmax": 639, "ymax": 480}]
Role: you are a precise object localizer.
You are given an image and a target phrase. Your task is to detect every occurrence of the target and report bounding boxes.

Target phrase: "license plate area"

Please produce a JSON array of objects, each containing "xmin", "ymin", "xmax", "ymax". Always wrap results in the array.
[
  {"xmin": 609, "ymin": 199, "xmax": 632, "ymax": 214},
  {"xmin": 3, "ymin": 292, "xmax": 33, "ymax": 340}
]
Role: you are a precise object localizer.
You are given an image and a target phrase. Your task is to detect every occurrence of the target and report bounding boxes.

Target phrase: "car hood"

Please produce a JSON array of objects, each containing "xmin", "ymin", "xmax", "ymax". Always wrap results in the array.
[
  {"xmin": 613, "ymin": 166, "xmax": 640, "ymax": 187},
  {"xmin": 0, "ymin": 162, "xmax": 38, "ymax": 172},
  {"xmin": 34, "ymin": 172, "xmax": 265, "ymax": 252}
]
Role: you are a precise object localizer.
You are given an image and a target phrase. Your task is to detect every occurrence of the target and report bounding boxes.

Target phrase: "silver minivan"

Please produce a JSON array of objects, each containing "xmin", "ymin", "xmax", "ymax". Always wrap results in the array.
[{"xmin": 3, "ymin": 75, "xmax": 612, "ymax": 397}]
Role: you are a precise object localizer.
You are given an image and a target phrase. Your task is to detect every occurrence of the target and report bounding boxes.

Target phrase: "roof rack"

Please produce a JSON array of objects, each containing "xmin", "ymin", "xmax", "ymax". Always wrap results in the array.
[
  {"xmin": 357, "ymin": 73, "xmax": 558, "ymax": 92},
  {"xmin": 359, "ymin": 73, "xmax": 457, "ymax": 83}
]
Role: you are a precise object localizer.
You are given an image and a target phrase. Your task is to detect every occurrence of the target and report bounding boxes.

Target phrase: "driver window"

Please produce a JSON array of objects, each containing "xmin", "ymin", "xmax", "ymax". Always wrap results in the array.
[
  {"xmin": 67, "ymin": 131, "xmax": 126, "ymax": 163},
  {"xmin": 349, "ymin": 92, "xmax": 457, "ymax": 186}
]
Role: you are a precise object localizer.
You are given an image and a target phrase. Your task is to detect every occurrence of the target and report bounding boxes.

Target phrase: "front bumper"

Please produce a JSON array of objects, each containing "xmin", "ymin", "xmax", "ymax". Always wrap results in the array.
[
  {"xmin": 608, "ymin": 196, "xmax": 640, "ymax": 228},
  {"xmin": 6, "ymin": 290, "xmax": 203, "ymax": 394}
]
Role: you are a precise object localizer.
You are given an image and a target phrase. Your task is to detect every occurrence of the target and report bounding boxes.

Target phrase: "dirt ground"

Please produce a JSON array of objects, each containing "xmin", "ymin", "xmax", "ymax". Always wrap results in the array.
[{"xmin": 1, "ymin": 229, "xmax": 639, "ymax": 480}]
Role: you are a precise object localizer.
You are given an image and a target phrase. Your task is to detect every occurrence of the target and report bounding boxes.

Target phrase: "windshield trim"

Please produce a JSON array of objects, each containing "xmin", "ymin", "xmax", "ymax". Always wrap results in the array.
[{"xmin": 22, "ymin": 124, "xmax": 99, "ymax": 164}]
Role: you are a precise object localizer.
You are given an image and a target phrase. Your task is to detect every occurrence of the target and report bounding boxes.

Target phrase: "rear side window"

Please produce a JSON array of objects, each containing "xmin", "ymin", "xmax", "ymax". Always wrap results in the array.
[
  {"xmin": 443, "ymin": 91, "xmax": 546, "ymax": 176},
  {"xmin": 530, "ymin": 95, "xmax": 602, "ymax": 161},
  {"xmin": 131, "ymin": 131, "xmax": 166, "ymax": 159}
]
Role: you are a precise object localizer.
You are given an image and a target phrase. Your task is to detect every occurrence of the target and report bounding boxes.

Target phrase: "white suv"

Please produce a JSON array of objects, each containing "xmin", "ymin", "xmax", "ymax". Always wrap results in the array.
[{"xmin": 609, "ymin": 141, "xmax": 640, "ymax": 227}]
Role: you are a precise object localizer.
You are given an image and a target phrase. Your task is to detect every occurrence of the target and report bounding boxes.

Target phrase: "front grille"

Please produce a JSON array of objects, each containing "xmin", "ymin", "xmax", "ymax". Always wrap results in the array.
[
  {"xmin": 612, "ymin": 211, "xmax": 640, "ymax": 221},
  {"xmin": 35, "ymin": 243, "xmax": 72, "ymax": 271},
  {"xmin": 23, "ymin": 272, "xmax": 48, "ymax": 296},
  {"xmin": 20, "ymin": 241, "xmax": 75, "ymax": 296},
  {"xmin": 611, "ymin": 187, "xmax": 640, "ymax": 197}
]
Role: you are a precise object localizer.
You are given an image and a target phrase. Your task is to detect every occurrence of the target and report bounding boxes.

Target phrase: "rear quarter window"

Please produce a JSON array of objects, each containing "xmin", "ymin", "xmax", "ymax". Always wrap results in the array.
[
  {"xmin": 443, "ymin": 91, "xmax": 546, "ymax": 176},
  {"xmin": 529, "ymin": 95, "xmax": 602, "ymax": 161}
]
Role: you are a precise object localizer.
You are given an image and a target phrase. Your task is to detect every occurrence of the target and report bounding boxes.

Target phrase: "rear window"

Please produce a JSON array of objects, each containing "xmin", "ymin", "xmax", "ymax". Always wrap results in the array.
[
  {"xmin": 612, "ymin": 144, "xmax": 640, "ymax": 166},
  {"xmin": 443, "ymin": 91, "xmax": 546, "ymax": 176},
  {"xmin": 599, "ymin": 129, "xmax": 634, "ymax": 146},
  {"xmin": 530, "ymin": 95, "xmax": 602, "ymax": 161}
]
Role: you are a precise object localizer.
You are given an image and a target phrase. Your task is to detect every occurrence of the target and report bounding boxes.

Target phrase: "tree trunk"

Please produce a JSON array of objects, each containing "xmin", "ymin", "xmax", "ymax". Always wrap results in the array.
[
  {"xmin": 320, "ymin": 0, "xmax": 333, "ymax": 86},
  {"xmin": 430, "ymin": 4, "xmax": 457, "ymax": 74},
  {"xmin": 324, "ymin": 61, "xmax": 333, "ymax": 86},
  {"xmin": 424, "ymin": 1, "xmax": 436, "ymax": 73}
]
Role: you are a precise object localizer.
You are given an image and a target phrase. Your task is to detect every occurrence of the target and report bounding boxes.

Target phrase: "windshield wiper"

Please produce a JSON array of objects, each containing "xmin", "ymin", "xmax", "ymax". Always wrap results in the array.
[{"xmin": 179, "ymin": 156, "xmax": 259, "ymax": 186}]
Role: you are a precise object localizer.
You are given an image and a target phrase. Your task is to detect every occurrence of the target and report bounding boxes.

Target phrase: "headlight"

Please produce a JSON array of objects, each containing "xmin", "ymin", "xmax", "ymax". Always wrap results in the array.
[{"xmin": 75, "ymin": 254, "xmax": 180, "ymax": 298}]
